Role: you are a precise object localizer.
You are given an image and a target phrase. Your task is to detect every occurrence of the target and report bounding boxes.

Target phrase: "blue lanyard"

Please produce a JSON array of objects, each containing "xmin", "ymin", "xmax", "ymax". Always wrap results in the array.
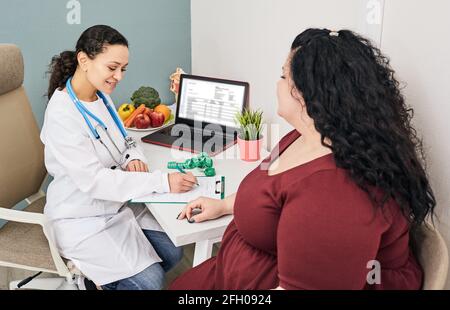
[{"xmin": 65, "ymin": 77, "xmax": 128, "ymax": 140}]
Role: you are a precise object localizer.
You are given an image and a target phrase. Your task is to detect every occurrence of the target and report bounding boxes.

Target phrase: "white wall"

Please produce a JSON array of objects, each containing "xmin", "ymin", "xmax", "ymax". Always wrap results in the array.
[
  {"xmin": 192, "ymin": 0, "xmax": 450, "ymax": 288},
  {"xmin": 191, "ymin": 0, "xmax": 371, "ymax": 145},
  {"xmin": 381, "ymin": 0, "xmax": 450, "ymax": 289}
]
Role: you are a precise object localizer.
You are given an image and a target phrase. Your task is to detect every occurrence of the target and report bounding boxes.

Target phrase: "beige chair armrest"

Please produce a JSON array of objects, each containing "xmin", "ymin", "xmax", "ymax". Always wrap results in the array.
[
  {"xmin": 0, "ymin": 206, "xmax": 45, "ymax": 225},
  {"xmin": 0, "ymin": 206, "xmax": 72, "ymax": 279}
]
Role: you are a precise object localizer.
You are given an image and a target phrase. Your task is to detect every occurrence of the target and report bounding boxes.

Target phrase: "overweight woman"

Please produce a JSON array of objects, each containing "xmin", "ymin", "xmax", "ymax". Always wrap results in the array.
[
  {"xmin": 171, "ymin": 29, "xmax": 436, "ymax": 290},
  {"xmin": 41, "ymin": 25, "xmax": 197, "ymax": 290}
]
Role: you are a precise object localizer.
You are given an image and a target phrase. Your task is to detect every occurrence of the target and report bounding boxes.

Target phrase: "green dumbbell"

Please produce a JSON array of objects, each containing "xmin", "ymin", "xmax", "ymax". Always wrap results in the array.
[
  {"xmin": 204, "ymin": 167, "xmax": 216, "ymax": 177},
  {"xmin": 167, "ymin": 153, "xmax": 216, "ymax": 176}
]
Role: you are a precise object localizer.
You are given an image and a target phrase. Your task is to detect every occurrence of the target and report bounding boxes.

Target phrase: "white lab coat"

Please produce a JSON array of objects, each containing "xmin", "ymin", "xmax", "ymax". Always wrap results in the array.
[{"xmin": 40, "ymin": 89, "xmax": 169, "ymax": 285}]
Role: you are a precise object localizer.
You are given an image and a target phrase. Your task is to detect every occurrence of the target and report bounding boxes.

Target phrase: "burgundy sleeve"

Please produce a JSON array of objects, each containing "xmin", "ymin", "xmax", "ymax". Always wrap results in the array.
[{"xmin": 277, "ymin": 170, "xmax": 386, "ymax": 289}]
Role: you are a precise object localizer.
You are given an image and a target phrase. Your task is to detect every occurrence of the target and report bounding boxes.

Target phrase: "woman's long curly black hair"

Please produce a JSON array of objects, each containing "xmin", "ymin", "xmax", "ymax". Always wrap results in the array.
[{"xmin": 290, "ymin": 28, "xmax": 435, "ymax": 225}]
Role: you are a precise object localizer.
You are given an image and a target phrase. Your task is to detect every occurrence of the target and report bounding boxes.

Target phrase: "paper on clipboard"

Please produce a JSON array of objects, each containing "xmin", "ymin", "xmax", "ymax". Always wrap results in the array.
[{"xmin": 131, "ymin": 176, "xmax": 225, "ymax": 204}]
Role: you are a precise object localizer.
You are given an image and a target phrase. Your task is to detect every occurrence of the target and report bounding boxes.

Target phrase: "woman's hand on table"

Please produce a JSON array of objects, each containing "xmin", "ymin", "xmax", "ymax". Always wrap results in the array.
[{"xmin": 177, "ymin": 197, "xmax": 227, "ymax": 223}]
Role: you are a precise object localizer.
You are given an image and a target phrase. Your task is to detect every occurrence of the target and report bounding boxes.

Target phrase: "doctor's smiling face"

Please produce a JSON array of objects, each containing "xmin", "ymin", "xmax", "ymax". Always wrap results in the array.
[
  {"xmin": 77, "ymin": 44, "xmax": 129, "ymax": 95},
  {"xmin": 47, "ymin": 25, "xmax": 130, "ymax": 101}
]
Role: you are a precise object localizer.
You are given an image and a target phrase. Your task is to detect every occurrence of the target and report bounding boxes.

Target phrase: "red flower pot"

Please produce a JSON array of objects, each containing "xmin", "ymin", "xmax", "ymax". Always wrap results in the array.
[{"xmin": 237, "ymin": 136, "xmax": 263, "ymax": 161}]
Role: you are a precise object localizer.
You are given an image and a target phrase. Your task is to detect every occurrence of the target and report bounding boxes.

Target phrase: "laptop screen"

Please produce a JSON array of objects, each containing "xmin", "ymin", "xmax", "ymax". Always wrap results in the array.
[{"xmin": 176, "ymin": 74, "xmax": 249, "ymax": 128}]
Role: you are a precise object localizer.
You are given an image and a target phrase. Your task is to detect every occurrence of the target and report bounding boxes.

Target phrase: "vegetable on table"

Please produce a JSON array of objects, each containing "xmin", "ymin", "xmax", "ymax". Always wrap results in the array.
[
  {"xmin": 124, "ymin": 104, "xmax": 146, "ymax": 128},
  {"xmin": 117, "ymin": 103, "xmax": 135, "ymax": 121},
  {"xmin": 130, "ymin": 86, "xmax": 161, "ymax": 109}
]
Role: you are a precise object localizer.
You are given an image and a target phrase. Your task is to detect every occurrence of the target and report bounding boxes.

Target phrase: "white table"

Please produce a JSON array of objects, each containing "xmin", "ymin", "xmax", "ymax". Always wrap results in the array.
[{"xmin": 128, "ymin": 128, "xmax": 268, "ymax": 266}]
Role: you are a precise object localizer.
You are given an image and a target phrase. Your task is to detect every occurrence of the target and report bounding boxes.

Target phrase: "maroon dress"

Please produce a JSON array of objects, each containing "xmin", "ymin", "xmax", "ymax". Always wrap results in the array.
[{"xmin": 170, "ymin": 130, "xmax": 423, "ymax": 290}]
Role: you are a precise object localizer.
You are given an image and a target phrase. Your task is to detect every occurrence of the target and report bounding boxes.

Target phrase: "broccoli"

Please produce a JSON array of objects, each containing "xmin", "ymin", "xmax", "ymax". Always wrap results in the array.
[{"xmin": 130, "ymin": 86, "xmax": 161, "ymax": 109}]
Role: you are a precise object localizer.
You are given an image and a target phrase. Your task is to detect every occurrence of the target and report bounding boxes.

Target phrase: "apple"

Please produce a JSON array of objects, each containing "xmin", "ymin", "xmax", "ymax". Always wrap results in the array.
[
  {"xmin": 134, "ymin": 113, "xmax": 151, "ymax": 129},
  {"xmin": 144, "ymin": 107, "xmax": 153, "ymax": 118},
  {"xmin": 150, "ymin": 111, "xmax": 165, "ymax": 127}
]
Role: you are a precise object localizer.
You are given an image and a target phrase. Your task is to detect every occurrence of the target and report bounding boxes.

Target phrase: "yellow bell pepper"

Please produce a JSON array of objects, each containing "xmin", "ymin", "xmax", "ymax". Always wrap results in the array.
[{"xmin": 118, "ymin": 103, "xmax": 135, "ymax": 121}]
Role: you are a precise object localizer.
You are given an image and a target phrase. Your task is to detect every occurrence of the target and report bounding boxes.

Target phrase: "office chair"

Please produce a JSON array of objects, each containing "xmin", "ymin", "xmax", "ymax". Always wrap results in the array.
[
  {"xmin": 410, "ymin": 222, "xmax": 449, "ymax": 290},
  {"xmin": 0, "ymin": 44, "xmax": 78, "ymax": 290}
]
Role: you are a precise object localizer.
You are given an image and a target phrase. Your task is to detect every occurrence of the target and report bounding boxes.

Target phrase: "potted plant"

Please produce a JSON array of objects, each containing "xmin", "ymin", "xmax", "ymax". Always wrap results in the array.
[{"xmin": 235, "ymin": 109, "xmax": 264, "ymax": 161}]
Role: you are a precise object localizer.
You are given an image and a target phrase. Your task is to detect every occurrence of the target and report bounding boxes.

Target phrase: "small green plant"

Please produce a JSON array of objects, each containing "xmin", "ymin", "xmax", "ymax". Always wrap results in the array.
[{"xmin": 235, "ymin": 109, "xmax": 263, "ymax": 141}]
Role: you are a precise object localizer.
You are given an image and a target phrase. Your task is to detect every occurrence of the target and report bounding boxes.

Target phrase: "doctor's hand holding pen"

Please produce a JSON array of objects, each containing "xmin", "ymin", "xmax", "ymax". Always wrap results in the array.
[
  {"xmin": 126, "ymin": 160, "xmax": 197, "ymax": 193},
  {"xmin": 125, "ymin": 159, "xmax": 196, "ymax": 192},
  {"xmin": 168, "ymin": 172, "xmax": 198, "ymax": 193}
]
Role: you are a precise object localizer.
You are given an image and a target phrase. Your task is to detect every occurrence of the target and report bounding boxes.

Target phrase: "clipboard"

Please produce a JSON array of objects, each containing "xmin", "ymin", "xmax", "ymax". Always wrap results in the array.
[{"xmin": 131, "ymin": 175, "xmax": 225, "ymax": 204}]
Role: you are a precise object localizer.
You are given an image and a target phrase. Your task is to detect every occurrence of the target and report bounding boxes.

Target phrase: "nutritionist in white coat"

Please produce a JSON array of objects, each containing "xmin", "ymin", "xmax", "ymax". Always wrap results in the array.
[{"xmin": 41, "ymin": 25, "xmax": 197, "ymax": 290}]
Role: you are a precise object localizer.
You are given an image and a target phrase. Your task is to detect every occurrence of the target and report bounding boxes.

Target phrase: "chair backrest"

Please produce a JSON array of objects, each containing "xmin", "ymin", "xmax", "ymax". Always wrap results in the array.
[
  {"xmin": 411, "ymin": 223, "xmax": 449, "ymax": 290},
  {"xmin": 0, "ymin": 44, "xmax": 46, "ymax": 208}
]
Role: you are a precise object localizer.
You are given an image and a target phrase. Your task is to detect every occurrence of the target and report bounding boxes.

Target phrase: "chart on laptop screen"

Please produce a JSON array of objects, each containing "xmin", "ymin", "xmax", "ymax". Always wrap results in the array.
[{"xmin": 177, "ymin": 77, "xmax": 247, "ymax": 128}]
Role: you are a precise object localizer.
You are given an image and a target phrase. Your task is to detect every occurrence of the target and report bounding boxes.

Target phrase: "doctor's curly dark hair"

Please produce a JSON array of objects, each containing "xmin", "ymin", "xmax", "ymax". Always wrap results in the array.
[
  {"xmin": 290, "ymin": 28, "xmax": 435, "ymax": 224},
  {"xmin": 47, "ymin": 25, "xmax": 128, "ymax": 100}
]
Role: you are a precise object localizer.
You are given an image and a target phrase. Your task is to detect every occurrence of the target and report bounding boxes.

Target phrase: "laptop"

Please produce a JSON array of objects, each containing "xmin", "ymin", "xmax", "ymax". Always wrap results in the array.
[{"xmin": 142, "ymin": 74, "xmax": 249, "ymax": 156}]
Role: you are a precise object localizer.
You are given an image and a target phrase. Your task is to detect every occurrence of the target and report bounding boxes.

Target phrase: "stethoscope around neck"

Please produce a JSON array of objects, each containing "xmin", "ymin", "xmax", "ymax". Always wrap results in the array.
[{"xmin": 66, "ymin": 77, "xmax": 136, "ymax": 167}]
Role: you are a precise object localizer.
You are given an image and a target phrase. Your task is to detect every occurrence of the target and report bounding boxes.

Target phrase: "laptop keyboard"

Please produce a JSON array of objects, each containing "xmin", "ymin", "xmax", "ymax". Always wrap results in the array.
[
  {"xmin": 142, "ymin": 124, "xmax": 237, "ymax": 155},
  {"xmin": 160, "ymin": 125, "xmax": 233, "ymax": 141}
]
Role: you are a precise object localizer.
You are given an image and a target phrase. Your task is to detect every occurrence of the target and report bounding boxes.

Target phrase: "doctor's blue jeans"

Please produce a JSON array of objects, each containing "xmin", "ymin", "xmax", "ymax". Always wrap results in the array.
[{"xmin": 101, "ymin": 229, "xmax": 183, "ymax": 290}]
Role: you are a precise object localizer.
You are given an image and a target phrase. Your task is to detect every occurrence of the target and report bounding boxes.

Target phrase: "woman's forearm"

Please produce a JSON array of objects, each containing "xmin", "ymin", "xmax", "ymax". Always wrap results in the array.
[{"xmin": 222, "ymin": 193, "xmax": 236, "ymax": 215}]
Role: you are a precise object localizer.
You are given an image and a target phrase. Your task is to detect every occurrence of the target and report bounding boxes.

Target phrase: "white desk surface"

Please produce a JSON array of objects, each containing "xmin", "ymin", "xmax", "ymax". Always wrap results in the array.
[{"xmin": 128, "ymin": 129, "xmax": 269, "ymax": 247}]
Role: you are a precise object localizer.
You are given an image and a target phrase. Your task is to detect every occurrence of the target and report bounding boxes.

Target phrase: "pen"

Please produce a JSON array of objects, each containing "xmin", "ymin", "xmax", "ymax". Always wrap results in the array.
[{"xmin": 176, "ymin": 165, "xmax": 199, "ymax": 186}]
